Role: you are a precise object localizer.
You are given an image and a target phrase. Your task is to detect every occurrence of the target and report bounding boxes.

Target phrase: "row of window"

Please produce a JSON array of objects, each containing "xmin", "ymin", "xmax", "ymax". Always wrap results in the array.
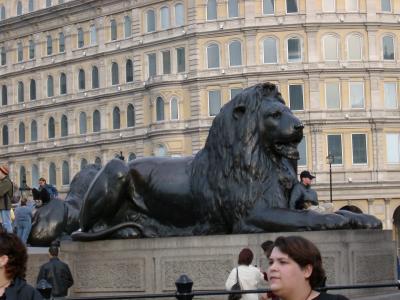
[{"xmin": 0, "ymin": 0, "xmax": 65, "ymax": 20}]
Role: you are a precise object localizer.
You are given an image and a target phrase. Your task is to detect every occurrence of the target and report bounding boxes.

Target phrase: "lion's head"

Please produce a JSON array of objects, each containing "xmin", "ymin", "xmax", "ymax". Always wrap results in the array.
[{"xmin": 191, "ymin": 83, "xmax": 303, "ymax": 231}]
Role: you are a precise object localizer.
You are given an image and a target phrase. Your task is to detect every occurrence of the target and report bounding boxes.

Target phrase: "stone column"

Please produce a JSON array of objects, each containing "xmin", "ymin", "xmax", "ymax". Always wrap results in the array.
[
  {"xmin": 384, "ymin": 198, "xmax": 391, "ymax": 230},
  {"xmin": 366, "ymin": 26, "xmax": 379, "ymax": 62},
  {"xmin": 244, "ymin": 31, "xmax": 257, "ymax": 66},
  {"xmin": 367, "ymin": 198, "xmax": 374, "ymax": 215},
  {"xmin": 305, "ymin": 27, "xmax": 319, "ymax": 64}
]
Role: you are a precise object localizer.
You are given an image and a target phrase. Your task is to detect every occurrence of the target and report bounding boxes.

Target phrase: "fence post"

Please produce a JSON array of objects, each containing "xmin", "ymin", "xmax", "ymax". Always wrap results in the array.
[{"xmin": 175, "ymin": 274, "xmax": 194, "ymax": 300}]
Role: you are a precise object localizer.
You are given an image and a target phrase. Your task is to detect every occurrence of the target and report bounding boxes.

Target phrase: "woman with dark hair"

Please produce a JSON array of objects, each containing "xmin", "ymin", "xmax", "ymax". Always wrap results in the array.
[
  {"xmin": 0, "ymin": 228, "xmax": 43, "ymax": 299},
  {"xmin": 225, "ymin": 248, "xmax": 264, "ymax": 300},
  {"xmin": 267, "ymin": 236, "xmax": 349, "ymax": 300}
]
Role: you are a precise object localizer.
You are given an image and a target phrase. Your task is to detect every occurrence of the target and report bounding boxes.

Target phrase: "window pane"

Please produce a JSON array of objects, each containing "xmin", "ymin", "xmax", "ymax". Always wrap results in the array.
[
  {"xmin": 92, "ymin": 66, "xmax": 99, "ymax": 88},
  {"xmin": 228, "ymin": 0, "xmax": 239, "ymax": 18},
  {"xmin": 0, "ymin": 6, "xmax": 5, "ymax": 20},
  {"xmin": 79, "ymin": 69, "xmax": 85, "ymax": 90},
  {"xmin": 80, "ymin": 159, "xmax": 88, "ymax": 170},
  {"xmin": 386, "ymin": 133, "xmax": 400, "ymax": 163},
  {"xmin": 348, "ymin": 35, "xmax": 362, "ymax": 60},
  {"xmin": 46, "ymin": 0, "xmax": 52, "ymax": 8},
  {"xmin": 48, "ymin": 117, "xmax": 55, "ymax": 138},
  {"xmin": 286, "ymin": 0, "xmax": 298, "ymax": 13},
  {"xmin": 162, "ymin": 50, "xmax": 171, "ymax": 74},
  {"xmin": 124, "ymin": 16, "xmax": 132, "ymax": 38},
  {"xmin": 113, "ymin": 107, "xmax": 120, "ymax": 129},
  {"xmin": 61, "ymin": 115, "xmax": 68, "ymax": 137},
  {"xmin": 62, "ymin": 161, "xmax": 69, "ymax": 185},
  {"xmin": 29, "ymin": 40, "xmax": 35, "ymax": 59},
  {"xmin": 229, "ymin": 41, "xmax": 242, "ymax": 66},
  {"xmin": 264, "ymin": 38, "xmax": 277, "ymax": 63},
  {"xmin": 126, "ymin": 59, "xmax": 134, "ymax": 82},
  {"xmin": 171, "ymin": 98, "xmax": 179, "ymax": 120},
  {"xmin": 263, "ymin": 0, "xmax": 274, "ymax": 14},
  {"xmin": 349, "ymin": 82, "xmax": 364, "ymax": 108},
  {"xmin": 326, "ymin": 82, "xmax": 340, "ymax": 109},
  {"xmin": 209, "ymin": 90, "xmax": 221, "ymax": 116},
  {"xmin": 346, "ymin": 0, "xmax": 358, "ymax": 11},
  {"xmin": 60, "ymin": 73, "xmax": 67, "ymax": 94},
  {"xmin": 17, "ymin": 43, "xmax": 23, "ymax": 62},
  {"xmin": 19, "ymin": 167, "xmax": 26, "ymax": 187},
  {"xmin": 381, "ymin": 0, "xmax": 391, "ymax": 12},
  {"xmin": 17, "ymin": 2, "xmax": 22, "ymax": 15},
  {"xmin": 110, "ymin": 20, "xmax": 117, "ymax": 41},
  {"xmin": 148, "ymin": 53, "xmax": 156, "ymax": 77},
  {"xmin": 289, "ymin": 84, "xmax": 303, "ymax": 110},
  {"xmin": 32, "ymin": 165, "xmax": 39, "ymax": 187},
  {"xmin": 352, "ymin": 134, "xmax": 367, "ymax": 164},
  {"xmin": 323, "ymin": 0, "xmax": 335, "ymax": 11},
  {"xmin": 2, "ymin": 125, "xmax": 8, "ymax": 145},
  {"xmin": 93, "ymin": 110, "xmax": 100, "ymax": 132},
  {"xmin": 128, "ymin": 153, "xmax": 136, "ymax": 161},
  {"xmin": 30, "ymin": 79, "xmax": 36, "ymax": 100},
  {"xmin": 383, "ymin": 36, "xmax": 394, "ymax": 60},
  {"xmin": 47, "ymin": 76, "xmax": 54, "ymax": 97},
  {"xmin": 31, "ymin": 120, "xmax": 37, "ymax": 142},
  {"xmin": 287, "ymin": 38, "xmax": 301, "ymax": 61},
  {"xmin": 1, "ymin": 86, "xmax": 7, "ymax": 105},
  {"xmin": 328, "ymin": 135, "xmax": 342, "ymax": 164},
  {"xmin": 384, "ymin": 82, "xmax": 397, "ymax": 108},
  {"xmin": 18, "ymin": 82, "xmax": 24, "ymax": 102},
  {"xmin": 1, "ymin": 47, "xmax": 6, "ymax": 65},
  {"xmin": 207, "ymin": 44, "xmax": 220, "ymax": 68},
  {"xmin": 156, "ymin": 97, "xmax": 164, "ymax": 121},
  {"xmin": 78, "ymin": 28, "xmax": 84, "ymax": 48},
  {"xmin": 175, "ymin": 4, "xmax": 184, "ymax": 26},
  {"xmin": 207, "ymin": 0, "xmax": 217, "ymax": 20},
  {"xmin": 19, "ymin": 122, "xmax": 25, "ymax": 143},
  {"xmin": 112, "ymin": 63, "xmax": 119, "ymax": 85},
  {"xmin": 298, "ymin": 136, "xmax": 307, "ymax": 166},
  {"xmin": 127, "ymin": 104, "xmax": 135, "ymax": 127},
  {"xmin": 59, "ymin": 32, "xmax": 65, "ymax": 52},
  {"xmin": 230, "ymin": 88, "xmax": 243, "ymax": 99},
  {"xmin": 79, "ymin": 112, "xmax": 87, "ymax": 134},
  {"xmin": 49, "ymin": 163, "xmax": 56, "ymax": 185},
  {"xmin": 177, "ymin": 47, "xmax": 185, "ymax": 73},
  {"xmin": 90, "ymin": 25, "xmax": 97, "ymax": 45},
  {"xmin": 47, "ymin": 36, "xmax": 52, "ymax": 55},
  {"xmin": 161, "ymin": 7, "xmax": 170, "ymax": 29},
  {"xmin": 29, "ymin": 0, "xmax": 34, "ymax": 12},
  {"xmin": 147, "ymin": 10, "xmax": 155, "ymax": 32},
  {"xmin": 324, "ymin": 36, "xmax": 338, "ymax": 60}
]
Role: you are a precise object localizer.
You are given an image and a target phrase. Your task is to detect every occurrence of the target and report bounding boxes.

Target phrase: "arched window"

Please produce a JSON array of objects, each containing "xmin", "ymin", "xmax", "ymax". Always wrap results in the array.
[
  {"xmin": 147, "ymin": 9, "xmax": 156, "ymax": 32},
  {"xmin": 111, "ymin": 62, "xmax": 119, "ymax": 85},
  {"xmin": 48, "ymin": 117, "xmax": 55, "ymax": 138},
  {"xmin": 128, "ymin": 153, "xmax": 136, "ymax": 161},
  {"xmin": 127, "ymin": 104, "xmax": 135, "ymax": 127},
  {"xmin": 90, "ymin": 25, "xmax": 97, "ymax": 45},
  {"xmin": 19, "ymin": 122, "xmax": 25, "ymax": 144},
  {"xmin": 287, "ymin": 36, "xmax": 302, "ymax": 62},
  {"xmin": 110, "ymin": 19, "xmax": 117, "ymax": 41},
  {"xmin": 31, "ymin": 164, "xmax": 39, "ymax": 187},
  {"xmin": 59, "ymin": 32, "xmax": 65, "ymax": 52},
  {"xmin": 47, "ymin": 75, "xmax": 54, "ymax": 97},
  {"xmin": 18, "ymin": 82, "xmax": 24, "ymax": 102},
  {"xmin": 263, "ymin": 37, "xmax": 278, "ymax": 63},
  {"xmin": 30, "ymin": 79, "xmax": 36, "ymax": 100},
  {"xmin": 19, "ymin": 166, "xmax": 26, "ymax": 187},
  {"xmin": 126, "ymin": 59, "xmax": 134, "ymax": 82},
  {"xmin": 29, "ymin": 0, "xmax": 34, "ymax": 12},
  {"xmin": 29, "ymin": 40, "xmax": 35, "ymax": 59},
  {"xmin": 17, "ymin": 42, "xmax": 23, "ymax": 62},
  {"xmin": 113, "ymin": 107, "xmax": 120, "ymax": 129},
  {"xmin": 175, "ymin": 3, "xmax": 184, "ymax": 26},
  {"xmin": 1, "ymin": 85, "xmax": 7, "ymax": 105},
  {"xmin": 156, "ymin": 97, "xmax": 165, "ymax": 121},
  {"xmin": 229, "ymin": 40, "xmax": 242, "ymax": 66},
  {"xmin": 46, "ymin": 0, "xmax": 52, "ymax": 8},
  {"xmin": 323, "ymin": 35, "xmax": 339, "ymax": 60},
  {"xmin": 60, "ymin": 73, "xmax": 67, "ymax": 94},
  {"xmin": 155, "ymin": 144, "xmax": 167, "ymax": 156},
  {"xmin": 207, "ymin": 43, "xmax": 220, "ymax": 68},
  {"xmin": 77, "ymin": 28, "xmax": 84, "ymax": 48},
  {"xmin": 124, "ymin": 16, "xmax": 132, "ymax": 38},
  {"xmin": 78, "ymin": 69, "xmax": 85, "ymax": 90},
  {"xmin": 91, "ymin": 66, "xmax": 99, "ymax": 88},
  {"xmin": 61, "ymin": 114, "xmax": 68, "ymax": 137},
  {"xmin": 170, "ymin": 97, "xmax": 179, "ymax": 120},
  {"xmin": 62, "ymin": 161, "xmax": 69, "ymax": 185},
  {"xmin": 0, "ymin": 47, "xmax": 6, "ymax": 65},
  {"xmin": 160, "ymin": 6, "xmax": 170, "ymax": 30},
  {"xmin": 17, "ymin": 1, "xmax": 22, "ymax": 16},
  {"xmin": 347, "ymin": 34, "xmax": 362, "ymax": 61},
  {"xmin": 228, "ymin": 0, "xmax": 239, "ymax": 18},
  {"xmin": 79, "ymin": 112, "xmax": 87, "ymax": 134},
  {"xmin": 95, "ymin": 156, "xmax": 102, "ymax": 166},
  {"xmin": 207, "ymin": 0, "xmax": 217, "ymax": 20},
  {"xmin": 49, "ymin": 162, "xmax": 56, "ymax": 185},
  {"xmin": 0, "ymin": 6, "xmax": 5, "ymax": 20},
  {"xmin": 47, "ymin": 35, "xmax": 53, "ymax": 55},
  {"xmin": 2, "ymin": 125, "xmax": 8, "ymax": 145},
  {"xmin": 31, "ymin": 120, "xmax": 37, "ymax": 142},
  {"xmin": 383, "ymin": 35, "xmax": 395, "ymax": 60},
  {"xmin": 80, "ymin": 158, "xmax": 88, "ymax": 170},
  {"xmin": 93, "ymin": 110, "xmax": 101, "ymax": 132}
]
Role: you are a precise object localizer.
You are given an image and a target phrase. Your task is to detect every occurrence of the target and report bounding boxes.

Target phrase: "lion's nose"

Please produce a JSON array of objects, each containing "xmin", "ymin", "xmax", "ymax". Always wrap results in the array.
[{"xmin": 294, "ymin": 123, "xmax": 304, "ymax": 130}]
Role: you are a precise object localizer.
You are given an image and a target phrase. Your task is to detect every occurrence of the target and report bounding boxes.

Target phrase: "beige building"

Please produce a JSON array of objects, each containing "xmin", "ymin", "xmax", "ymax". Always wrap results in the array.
[{"xmin": 0, "ymin": 0, "xmax": 400, "ymax": 238}]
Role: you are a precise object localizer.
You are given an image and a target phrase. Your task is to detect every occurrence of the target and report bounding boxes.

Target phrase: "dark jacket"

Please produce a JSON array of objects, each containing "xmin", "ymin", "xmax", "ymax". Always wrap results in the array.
[
  {"xmin": 0, "ymin": 176, "xmax": 13, "ymax": 210},
  {"xmin": 289, "ymin": 182, "xmax": 318, "ymax": 210},
  {"xmin": 4, "ymin": 277, "xmax": 43, "ymax": 300},
  {"xmin": 37, "ymin": 257, "xmax": 73, "ymax": 297}
]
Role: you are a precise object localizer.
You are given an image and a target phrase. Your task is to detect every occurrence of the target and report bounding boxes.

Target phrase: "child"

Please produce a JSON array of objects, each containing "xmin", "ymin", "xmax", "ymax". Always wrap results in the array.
[{"xmin": 14, "ymin": 197, "xmax": 33, "ymax": 245}]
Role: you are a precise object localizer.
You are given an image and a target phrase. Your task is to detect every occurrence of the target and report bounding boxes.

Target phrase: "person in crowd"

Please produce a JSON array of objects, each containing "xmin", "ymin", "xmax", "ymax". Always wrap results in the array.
[
  {"xmin": 0, "ymin": 165, "xmax": 13, "ymax": 233},
  {"xmin": 14, "ymin": 198, "xmax": 33, "ymax": 245},
  {"xmin": 289, "ymin": 171, "xmax": 318, "ymax": 210},
  {"xmin": 38, "ymin": 178, "xmax": 58, "ymax": 200},
  {"xmin": 267, "ymin": 235, "xmax": 349, "ymax": 300},
  {"xmin": 37, "ymin": 245, "xmax": 74, "ymax": 300},
  {"xmin": 32, "ymin": 187, "xmax": 51, "ymax": 207},
  {"xmin": 0, "ymin": 228, "xmax": 43, "ymax": 299},
  {"xmin": 260, "ymin": 241, "xmax": 279, "ymax": 300},
  {"xmin": 225, "ymin": 248, "xmax": 264, "ymax": 300}
]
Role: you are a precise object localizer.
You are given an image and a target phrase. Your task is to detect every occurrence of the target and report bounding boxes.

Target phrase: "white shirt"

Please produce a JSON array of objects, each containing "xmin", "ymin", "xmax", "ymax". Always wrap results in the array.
[{"xmin": 225, "ymin": 265, "xmax": 264, "ymax": 300}]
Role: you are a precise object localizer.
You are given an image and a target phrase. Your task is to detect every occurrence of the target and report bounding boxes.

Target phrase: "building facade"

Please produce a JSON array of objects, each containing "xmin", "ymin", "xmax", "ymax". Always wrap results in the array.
[{"xmin": 0, "ymin": 0, "xmax": 400, "ymax": 236}]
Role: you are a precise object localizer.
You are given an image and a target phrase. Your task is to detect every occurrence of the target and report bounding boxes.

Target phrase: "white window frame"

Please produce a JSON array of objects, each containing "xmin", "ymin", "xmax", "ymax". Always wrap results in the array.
[
  {"xmin": 262, "ymin": 0, "xmax": 275, "ymax": 15},
  {"xmin": 286, "ymin": 36, "xmax": 302, "ymax": 63},
  {"xmin": 325, "ymin": 81, "xmax": 341, "ymax": 109},
  {"xmin": 346, "ymin": 0, "xmax": 359, "ymax": 12},
  {"xmin": 160, "ymin": 6, "xmax": 170, "ymax": 30},
  {"xmin": 298, "ymin": 135, "xmax": 307, "ymax": 166},
  {"xmin": 285, "ymin": 0, "xmax": 299, "ymax": 14},
  {"xmin": 288, "ymin": 83, "xmax": 304, "ymax": 111},
  {"xmin": 327, "ymin": 134, "xmax": 343, "ymax": 166},
  {"xmin": 206, "ymin": 43, "xmax": 221, "ymax": 69},
  {"xmin": 230, "ymin": 87, "xmax": 243, "ymax": 99},
  {"xmin": 386, "ymin": 133, "xmax": 400, "ymax": 164},
  {"xmin": 228, "ymin": 40, "xmax": 242, "ymax": 67},
  {"xmin": 346, "ymin": 33, "xmax": 363, "ymax": 61},
  {"xmin": 382, "ymin": 34, "xmax": 395, "ymax": 61},
  {"xmin": 322, "ymin": 0, "xmax": 335, "ymax": 12},
  {"xmin": 263, "ymin": 36, "xmax": 279, "ymax": 64},
  {"xmin": 170, "ymin": 97, "xmax": 179, "ymax": 120},
  {"xmin": 351, "ymin": 133, "xmax": 368, "ymax": 165},
  {"xmin": 323, "ymin": 34, "xmax": 339, "ymax": 61},
  {"xmin": 349, "ymin": 81, "xmax": 365, "ymax": 109},
  {"xmin": 227, "ymin": 0, "xmax": 239, "ymax": 18},
  {"xmin": 208, "ymin": 90, "xmax": 221, "ymax": 117},
  {"xmin": 381, "ymin": 0, "xmax": 392, "ymax": 13},
  {"xmin": 206, "ymin": 0, "xmax": 217, "ymax": 21},
  {"xmin": 384, "ymin": 81, "xmax": 398, "ymax": 109}
]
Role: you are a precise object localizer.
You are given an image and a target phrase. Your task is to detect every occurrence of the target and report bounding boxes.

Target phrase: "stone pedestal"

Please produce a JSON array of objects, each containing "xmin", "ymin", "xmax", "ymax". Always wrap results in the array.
[{"xmin": 26, "ymin": 230, "xmax": 398, "ymax": 299}]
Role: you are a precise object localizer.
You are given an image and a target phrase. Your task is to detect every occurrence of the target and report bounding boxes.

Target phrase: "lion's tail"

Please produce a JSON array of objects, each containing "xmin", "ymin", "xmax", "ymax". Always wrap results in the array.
[{"xmin": 70, "ymin": 222, "xmax": 145, "ymax": 241}]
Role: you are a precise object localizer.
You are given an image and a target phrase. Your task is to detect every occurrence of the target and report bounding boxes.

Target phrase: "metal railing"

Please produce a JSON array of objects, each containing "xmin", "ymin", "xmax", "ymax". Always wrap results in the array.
[{"xmin": 52, "ymin": 275, "xmax": 400, "ymax": 300}]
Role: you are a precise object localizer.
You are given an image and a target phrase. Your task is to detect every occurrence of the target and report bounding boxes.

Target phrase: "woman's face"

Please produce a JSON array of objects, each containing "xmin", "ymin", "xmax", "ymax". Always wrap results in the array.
[{"xmin": 267, "ymin": 247, "xmax": 312, "ymax": 297}]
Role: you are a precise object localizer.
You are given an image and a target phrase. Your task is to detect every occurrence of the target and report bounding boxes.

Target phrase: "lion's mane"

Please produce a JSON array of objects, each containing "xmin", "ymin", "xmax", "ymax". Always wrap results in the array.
[{"xmin": 191, "ymin": 83, "xmax": 288, "ymax": 231}]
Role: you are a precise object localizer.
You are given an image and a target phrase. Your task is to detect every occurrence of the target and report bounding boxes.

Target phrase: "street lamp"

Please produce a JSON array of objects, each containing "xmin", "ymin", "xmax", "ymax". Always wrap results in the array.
[
  {"xmin": 19, "ymin": 174, "xmax": 31, "ymax": 200},
  {"xmin": 116, "ymin": 151, "xmax": 125, "ymax": 161},
  {"xmin": 326, "ymin": 153, "xmax": 334, "ymax": 203}
]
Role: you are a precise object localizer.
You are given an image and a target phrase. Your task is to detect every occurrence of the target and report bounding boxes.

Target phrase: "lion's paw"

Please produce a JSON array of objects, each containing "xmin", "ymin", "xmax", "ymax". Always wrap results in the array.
[{"xmin": 335, "ymin": 210, "xmax": 382, "ymax": 229}]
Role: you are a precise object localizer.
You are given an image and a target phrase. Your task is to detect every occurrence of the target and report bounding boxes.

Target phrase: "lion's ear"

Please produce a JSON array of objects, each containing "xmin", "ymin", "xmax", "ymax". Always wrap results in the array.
[{"xmin": 233, "ymin": 105, "xmax": 246, "ymax": 120}]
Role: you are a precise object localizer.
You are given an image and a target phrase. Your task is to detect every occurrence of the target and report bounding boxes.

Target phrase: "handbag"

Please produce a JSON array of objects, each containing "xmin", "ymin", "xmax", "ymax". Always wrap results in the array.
[{"xmin": 228, "ymin": 267, "xmax": 242, "ymax": 300}]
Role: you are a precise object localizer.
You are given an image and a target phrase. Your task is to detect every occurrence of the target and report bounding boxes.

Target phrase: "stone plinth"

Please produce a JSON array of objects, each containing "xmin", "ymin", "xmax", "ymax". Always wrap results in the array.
[{"xmin": 26, "ymin": 230, "xmax": 398, "ymax": 299}]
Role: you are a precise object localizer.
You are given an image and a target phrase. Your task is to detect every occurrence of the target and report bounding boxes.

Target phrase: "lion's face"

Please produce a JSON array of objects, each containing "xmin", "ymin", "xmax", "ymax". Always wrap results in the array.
[{"xmin": 258, "ymin": 98, "xmax": 303, "ymax": 160}]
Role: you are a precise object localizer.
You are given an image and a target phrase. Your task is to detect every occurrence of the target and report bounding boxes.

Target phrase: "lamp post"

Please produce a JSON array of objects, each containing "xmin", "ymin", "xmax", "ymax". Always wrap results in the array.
[
  {"xmin": 19, "ymin": 174, "xmax": 31, "ymax": 200},
  {"xmin": 117, "ymin": 151, "xmax": 125, "ymax": 161},
  {"xmin": 326, "ymin": 153, "xmax": 334, "ymax": 203}
]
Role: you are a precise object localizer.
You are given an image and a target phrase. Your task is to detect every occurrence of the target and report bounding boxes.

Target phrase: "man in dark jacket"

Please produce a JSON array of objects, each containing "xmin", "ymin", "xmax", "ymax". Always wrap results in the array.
[
  {"xmin": 36, "ymin": 246, "xmax": 73, "ymax": 300},
  {"xmin": 289, "ymin": 170, "xmax": 318, "ymax": 210},
  {"xmin": 0, "ymin": 165, "xmax": 13, "ymax": 233}
]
